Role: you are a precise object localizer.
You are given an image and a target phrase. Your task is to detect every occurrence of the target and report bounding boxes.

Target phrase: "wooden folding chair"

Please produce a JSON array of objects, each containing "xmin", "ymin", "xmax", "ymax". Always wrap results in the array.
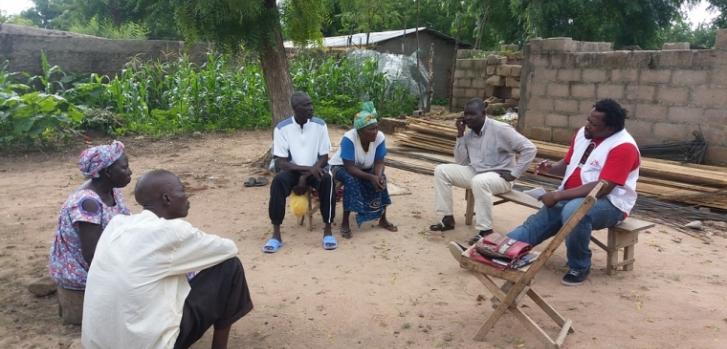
[{"xmin": 448, "ymin": 181, "xmax": 606, "ymax": 348}]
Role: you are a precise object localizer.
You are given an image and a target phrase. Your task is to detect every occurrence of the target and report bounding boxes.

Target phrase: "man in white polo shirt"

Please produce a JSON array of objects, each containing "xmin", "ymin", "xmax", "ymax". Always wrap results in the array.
[{"xmin": 263, "ymin": 92, "xmax": 336, "ymax": 253}]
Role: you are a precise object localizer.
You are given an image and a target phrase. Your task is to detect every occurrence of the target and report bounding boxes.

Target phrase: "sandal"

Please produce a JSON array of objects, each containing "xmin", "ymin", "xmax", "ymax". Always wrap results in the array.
[
  {"xmin": 243, "ymin": 177, "xmax": 258, "ymax": 187},
  {"xmin": 262, "ymin": 238, "xmax": 283, "ymax": 253},
  {"xmin": 379, "ymin": 221, "xmax": 398, "ymax": 232},
  {"xmin": 340, "ymin": 227, "xmax": 352, "ymax": 239},
  {"xmin": 322, "ymin": 235, "xmax": 337, "ymax": 250},
  {"xmin": 429, "ymin": 220, "xmax": 455, "ymax": 232}
]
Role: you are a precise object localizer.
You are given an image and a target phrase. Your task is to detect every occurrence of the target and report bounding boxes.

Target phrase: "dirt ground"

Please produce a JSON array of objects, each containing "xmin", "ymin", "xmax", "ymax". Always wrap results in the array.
[{"xmin": 1, "ymin": 129, "xmax": 726, "ymax": 349}]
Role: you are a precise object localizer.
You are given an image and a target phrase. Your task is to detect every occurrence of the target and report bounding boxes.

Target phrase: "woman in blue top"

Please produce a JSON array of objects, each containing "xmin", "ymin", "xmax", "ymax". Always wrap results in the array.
[{"xmin": 329, "ymin": 102, "xmax": 397, "ymax": 238}]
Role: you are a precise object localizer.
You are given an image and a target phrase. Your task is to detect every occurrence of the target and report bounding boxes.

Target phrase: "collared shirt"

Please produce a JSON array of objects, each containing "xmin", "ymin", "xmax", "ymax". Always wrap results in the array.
[
  {"xmin": 82, "ymin": 210, "xmax": 238, "ymax": 349},
  {"xmin": 273, "ymin": 116, "xmax": 331, "ymax": 166},
  {"xmin": 454, "ymin": 118, "xmax": 537, "ymax": 178}
]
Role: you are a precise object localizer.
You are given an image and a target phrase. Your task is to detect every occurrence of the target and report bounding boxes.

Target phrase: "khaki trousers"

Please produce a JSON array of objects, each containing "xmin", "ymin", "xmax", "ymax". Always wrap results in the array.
[{"xmin": 434, "ymin": 164, "xmax": 512, "ymax": 231}]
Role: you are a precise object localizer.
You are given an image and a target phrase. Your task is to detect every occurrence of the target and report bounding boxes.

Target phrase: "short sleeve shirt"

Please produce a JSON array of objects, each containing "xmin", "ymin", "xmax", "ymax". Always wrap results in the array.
[
  {"xmin": 273, "ymin": 116, "xmax": 331, "ymax": 167},
  {"xmin": 328, "ymin": 129, "xmax": 386, "ymax": 169},
  {"xmin": 49, "ymin": 186, "xmax": 130, "ymax": 290}
]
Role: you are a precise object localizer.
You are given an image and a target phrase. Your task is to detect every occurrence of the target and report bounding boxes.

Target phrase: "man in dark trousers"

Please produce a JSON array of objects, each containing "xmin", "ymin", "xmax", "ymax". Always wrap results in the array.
[{"xmin": 263, "ymin": 91, "xmax": 337, "ymax": 253}]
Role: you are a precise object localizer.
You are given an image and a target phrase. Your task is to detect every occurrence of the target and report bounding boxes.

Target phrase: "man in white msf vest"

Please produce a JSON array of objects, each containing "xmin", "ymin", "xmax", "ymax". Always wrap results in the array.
[{"xmin": 507, "ymin": 99, "xmax": 640, "ymax": 286}]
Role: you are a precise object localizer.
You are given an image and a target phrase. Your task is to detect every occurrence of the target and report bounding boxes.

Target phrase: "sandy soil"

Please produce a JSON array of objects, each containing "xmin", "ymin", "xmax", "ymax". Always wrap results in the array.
[{"xmin": 1, "ymin": 129, "xmax": 726, "ymax": 349}]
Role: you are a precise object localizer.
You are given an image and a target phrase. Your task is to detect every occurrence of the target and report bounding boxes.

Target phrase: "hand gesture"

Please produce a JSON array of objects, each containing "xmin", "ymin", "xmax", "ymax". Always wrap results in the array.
[
  {"xmin": 370, "ymin": 174, "xmax": 386, "ymax": 192},
  {"xmin": 534, "ymin": 160, "xmax": 553, "ymax": 176},
  {"xmin": 455, "ymin": 117, "xmax": 466, "ymax": 137},
  {"xmin": 308, "ymin": 166, "xmax": 325, "ymax": 181}
]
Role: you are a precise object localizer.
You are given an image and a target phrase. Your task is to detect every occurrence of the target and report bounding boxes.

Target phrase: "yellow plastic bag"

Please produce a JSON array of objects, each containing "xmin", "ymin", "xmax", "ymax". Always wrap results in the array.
[{"xmin": 290, "ymin": 193, "xmax": 309, "ymax": 217}]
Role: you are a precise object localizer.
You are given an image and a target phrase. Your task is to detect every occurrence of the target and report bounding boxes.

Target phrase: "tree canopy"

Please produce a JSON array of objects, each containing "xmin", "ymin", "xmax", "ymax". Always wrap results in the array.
[{"xmin": 8, "ymin": 0, "xmax": 726, "ymax": 49}]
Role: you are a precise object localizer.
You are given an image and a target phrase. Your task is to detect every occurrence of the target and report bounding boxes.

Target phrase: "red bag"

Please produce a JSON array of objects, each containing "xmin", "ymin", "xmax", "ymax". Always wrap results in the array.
[
  {"xmin": 467, "ymin": 248, "xmax": 511, "ymax": 270},
  {"xmin": 473, "ymin": 233, "xmax": 531, "ymax": 264}
]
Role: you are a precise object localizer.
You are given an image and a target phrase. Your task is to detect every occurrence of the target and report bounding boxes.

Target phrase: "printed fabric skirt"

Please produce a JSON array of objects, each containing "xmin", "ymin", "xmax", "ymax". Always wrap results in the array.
[{"xmin": 332, "ymin": 166, "xmax": 391, "ymax": 227}]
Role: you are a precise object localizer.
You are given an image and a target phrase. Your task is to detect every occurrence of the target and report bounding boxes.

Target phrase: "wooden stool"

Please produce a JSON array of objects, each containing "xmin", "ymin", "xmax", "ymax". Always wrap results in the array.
[
  {"xmin": 298, "ymin": 190, "xmax": 317, "ymax": 232},
  {"xmin": 57, "ymin": 286, "xmax": 84, "ymax": 325},
  {"xmin": 590, "ymin": 218, "xmax": 654, "ymax": 275},
  {"xmin": 297, "ymin": 183, "xmax": 342, "ymax": 232}
]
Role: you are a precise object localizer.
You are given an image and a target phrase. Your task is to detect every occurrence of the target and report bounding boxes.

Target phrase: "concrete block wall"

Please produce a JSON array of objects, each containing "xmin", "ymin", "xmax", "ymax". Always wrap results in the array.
[
  {"xmin": 0, "ymin": 24, "xmax": 210, "ymax": 77},
  {"xmin": 518, "ymin": 32, "xmax": 727, "ymax": 164},
  {"xmin": 451, "ymin": 54, "xmax": 521, "ymax": 111}
]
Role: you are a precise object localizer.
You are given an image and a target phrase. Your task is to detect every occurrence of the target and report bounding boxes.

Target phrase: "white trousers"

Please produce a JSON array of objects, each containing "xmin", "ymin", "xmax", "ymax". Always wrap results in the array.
[{"xmin": 434, "ymin": 164, "xmax": 512, "ymax": 231}]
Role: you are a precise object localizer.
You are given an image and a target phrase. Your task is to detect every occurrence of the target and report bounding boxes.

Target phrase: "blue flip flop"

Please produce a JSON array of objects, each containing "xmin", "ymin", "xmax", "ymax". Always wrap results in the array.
[
  {"xmin": 322, "ymin": 235, "xmax": 337, "ymax": 250},
  {"xmin": 262, "ymin": 238, "xmax": 283, "ymax": 253}
]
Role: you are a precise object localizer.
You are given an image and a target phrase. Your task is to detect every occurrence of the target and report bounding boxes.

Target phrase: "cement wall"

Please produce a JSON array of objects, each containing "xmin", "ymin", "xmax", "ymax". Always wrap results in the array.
[
  {"xmin": 0, "ymin": 24, "xmax": 210, "ymax": 77},
  {"xmin": 450, "ymin": 52, "xmax": 522, "ymax": 112},
  {"xmin": 517, "ymin": 31, "xmax": 727, "ymax": 164}
]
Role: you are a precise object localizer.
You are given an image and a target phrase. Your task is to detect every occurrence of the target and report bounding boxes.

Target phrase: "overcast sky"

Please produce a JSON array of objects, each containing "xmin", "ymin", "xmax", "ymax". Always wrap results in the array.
[{"xmin": 0, "ymin": 0, "xmax": 721, "ymax": 29}]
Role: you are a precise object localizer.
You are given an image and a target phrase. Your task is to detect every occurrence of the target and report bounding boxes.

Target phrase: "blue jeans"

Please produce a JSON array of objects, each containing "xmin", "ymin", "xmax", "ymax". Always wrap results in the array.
[{"xmin": 507, "ymin": 197, "xmax": 625, "ymax": 272}]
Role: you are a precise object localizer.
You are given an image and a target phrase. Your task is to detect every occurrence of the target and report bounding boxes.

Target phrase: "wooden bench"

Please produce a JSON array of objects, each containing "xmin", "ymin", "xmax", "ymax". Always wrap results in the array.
[{"xmin": 465, "ymin": 188, "xmax": 654, "ymax": 274}]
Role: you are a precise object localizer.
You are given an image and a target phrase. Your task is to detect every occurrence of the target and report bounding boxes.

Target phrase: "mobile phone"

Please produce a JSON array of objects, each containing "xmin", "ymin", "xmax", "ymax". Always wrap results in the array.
[{"xmin": 511, "ymin": 253, "xmax": 537, "ymax": 269}]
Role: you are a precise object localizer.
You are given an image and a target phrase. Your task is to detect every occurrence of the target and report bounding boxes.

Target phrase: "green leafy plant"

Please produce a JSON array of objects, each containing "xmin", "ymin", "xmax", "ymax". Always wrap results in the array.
[
  {"xmin": 1, "ymin": 52, "xmax": 419, "ymax": 148},
  {"xmin": 67, "ymin": 16, "xmax": 149, "ymax": 39},
  {"xmin": 290, "ymin": 55, "xmax": 417, "ymax": 124},
  {"xmin": 0, "ymin": 92, "xmax": 83, "ymax": 148},
  {"xmin": 27, "ymin": 51, "xmax": 66, "ymax": 94}
]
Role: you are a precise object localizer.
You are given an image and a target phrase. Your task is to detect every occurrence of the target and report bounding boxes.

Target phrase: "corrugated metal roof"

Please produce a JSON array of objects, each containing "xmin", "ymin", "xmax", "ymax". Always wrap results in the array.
[{"xmin": 284, "ymin": 27, "xmax": 432, "ymax": 48}]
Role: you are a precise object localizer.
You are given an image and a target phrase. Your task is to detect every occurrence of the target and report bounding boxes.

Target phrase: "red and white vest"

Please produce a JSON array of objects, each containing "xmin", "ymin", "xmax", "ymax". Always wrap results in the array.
[{"xmin": 559, "ymin": 127, "xmax": 640, "ymax": 214}]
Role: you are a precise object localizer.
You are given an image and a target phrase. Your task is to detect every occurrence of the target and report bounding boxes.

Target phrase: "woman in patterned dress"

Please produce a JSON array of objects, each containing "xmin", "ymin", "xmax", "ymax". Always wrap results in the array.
[
  {"xmin": 49, "ymin": 140, "xmax": 133, "ymax": 291},
  {"xmin": 329, "ymin": 102, "xmax": 397, "ymax": 239}
]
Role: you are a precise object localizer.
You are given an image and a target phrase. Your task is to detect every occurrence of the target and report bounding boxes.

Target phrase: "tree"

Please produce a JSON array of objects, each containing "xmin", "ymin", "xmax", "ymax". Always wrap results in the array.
[
  {"xmin": 657, "ymin": 17, "xmax": 718, "ymax": 48},
  {"xmin": 71, "ymin": 0, "xmax": 179, "ymax": 39},
  {"xmin": 174, "ymin": 0, "xmax": 326, "ymax": 124},
  {"xmin": 706, "ymin": 0, "xmax": 727, "ymax": 28},
  {"xmin": 511, "ymin": 0, "xmax": 692, "ymax": 49},
  {"xmin": 20, "ymin": 0, "xmax": 74, "ymax": 28},
  {"xmin": 337, "ymin": 0, "xmax": 403, "ymax": 44}
]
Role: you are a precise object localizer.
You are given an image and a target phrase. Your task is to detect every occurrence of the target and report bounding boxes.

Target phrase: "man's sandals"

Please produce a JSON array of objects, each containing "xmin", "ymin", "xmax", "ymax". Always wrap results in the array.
[{"xmin": 262, "ymin": 238, "xmax": 283, "ymax": 253}]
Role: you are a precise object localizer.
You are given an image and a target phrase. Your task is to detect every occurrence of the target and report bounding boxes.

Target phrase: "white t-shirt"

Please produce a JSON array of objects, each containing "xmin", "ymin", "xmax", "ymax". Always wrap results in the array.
[
  {"xmin": 81, "ymin": 210, "xmax": 238, "ymax": 349},
  {"xmin": 329, "ymin": 129, "xmax": 387, "ymax": 169},
  {"xmin": 273, "ymin": 116, "xmax": 331, "ymax": 167}
]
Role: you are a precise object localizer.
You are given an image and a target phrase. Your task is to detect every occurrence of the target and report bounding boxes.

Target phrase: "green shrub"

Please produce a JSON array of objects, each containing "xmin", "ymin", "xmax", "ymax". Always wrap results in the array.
[
  {"xmin": 290, "ymin": 55, "xmax": 417, "ymax": 124},
  {"xmin": 68, "ymin": 17, "xmax": 149, "ymax": 40},
  {"xmin": 1, "ymin": 52, "xmax": 420, "ymax": 148},
  {"xmin": 0, "ymin": 92, "xmax": 83, "ymax": 148}
]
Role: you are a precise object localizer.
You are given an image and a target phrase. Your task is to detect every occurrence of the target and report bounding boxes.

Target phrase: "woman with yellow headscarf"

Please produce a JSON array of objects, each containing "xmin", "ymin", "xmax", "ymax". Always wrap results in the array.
[{"xmin": 329, "ymin": 101, "xmax": 397, "ymax": 238}]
